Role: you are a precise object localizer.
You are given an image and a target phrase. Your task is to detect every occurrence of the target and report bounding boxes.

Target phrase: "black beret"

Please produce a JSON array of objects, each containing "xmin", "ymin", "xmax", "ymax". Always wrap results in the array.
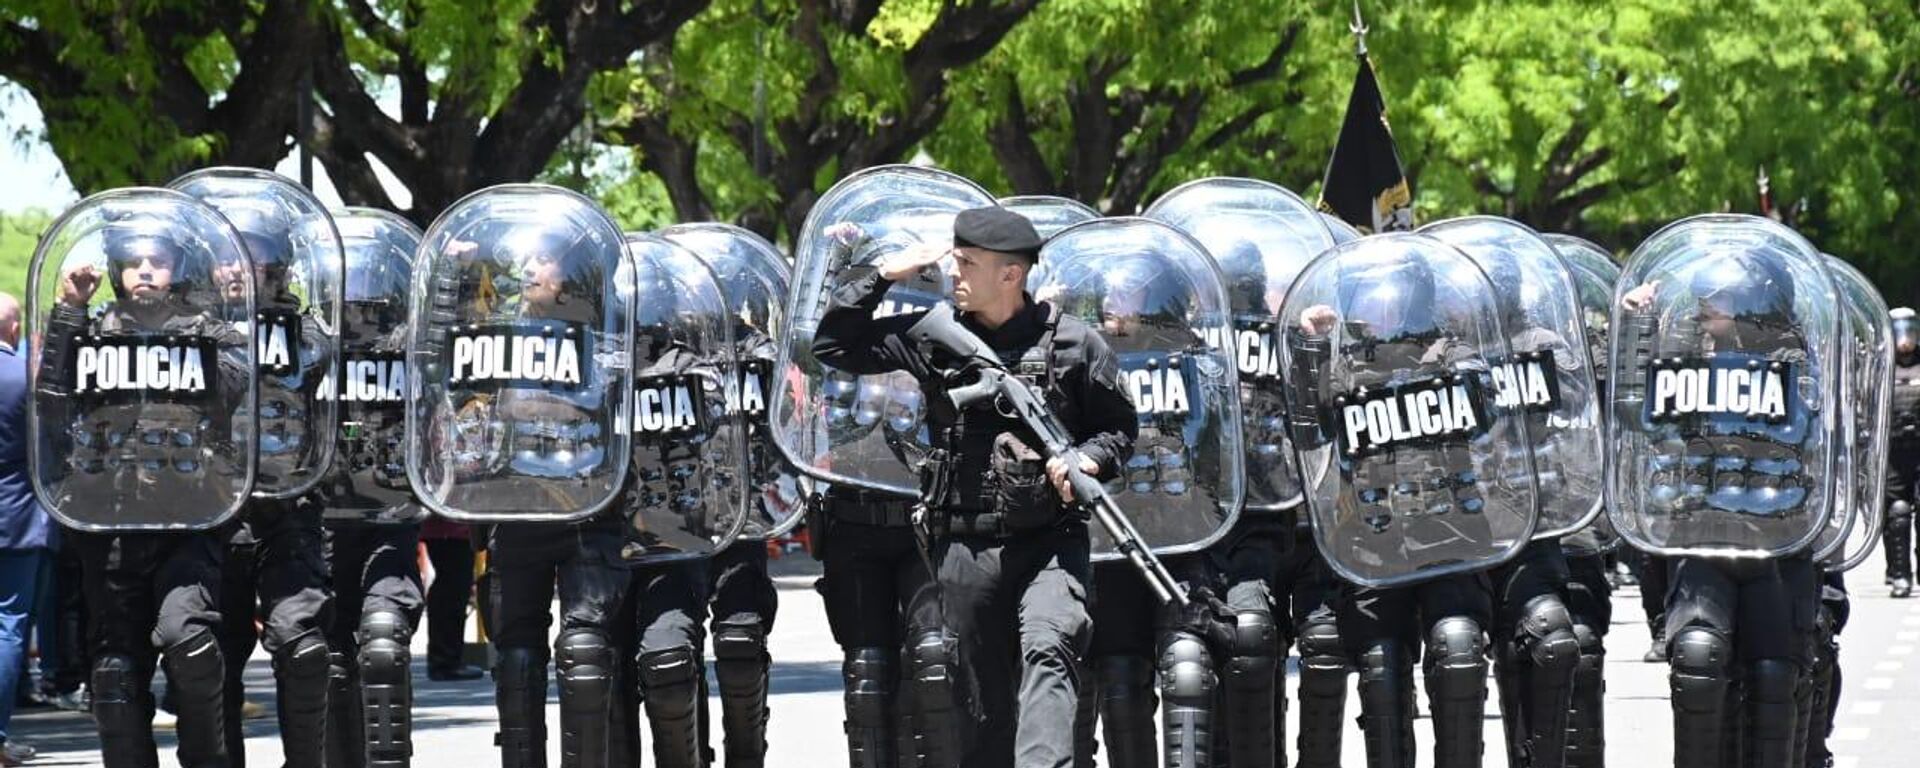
[{"xmin": 953, "ymin": 206, "xmax": 1044, "ymax": 262}]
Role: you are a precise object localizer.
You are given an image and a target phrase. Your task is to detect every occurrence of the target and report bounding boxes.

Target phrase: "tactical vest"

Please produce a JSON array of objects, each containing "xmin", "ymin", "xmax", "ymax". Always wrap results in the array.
[
  {"xmin": 1893, "ymin": 357, "xmax": 1920, "ymax": 441},
  {"xmin": 918, "ymin": 303, "xmax": 1068, "ymax": 536}
]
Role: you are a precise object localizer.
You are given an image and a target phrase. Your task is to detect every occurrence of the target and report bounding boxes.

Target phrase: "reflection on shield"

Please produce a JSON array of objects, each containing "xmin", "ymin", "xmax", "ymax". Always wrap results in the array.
[
  {"xmin": 1030, "ymin": 217, "xmax": 1244, "ymax": 559},
  {"xmin": 1146, "ymin": 177, "xmax": 1336, "ymax": 513},
  {"xmin": 773, "ymin": 165, "xmax": 997, "ymax": 496},
  {"xmin": 170, "ymin": 167, "xmax": 345, "ymax": 499},
  {"xmin": 315, "ymin": 208, "xmax": 425, "ymax": 524},
  {"xmin": 1812, "ymin": 256, "xmax": 1892, "ymax": 571},
  {"xmin": 406, "ymin": 184, "xmax": 632, "ymax": 523},
  {"xmin": 997, "ymin": 195, "xmax": 1099, "ymax": 239},
  {"xmin": 615, "ymin": 233, "xmax": 748, "ymax": 560},
  {"xmin": 660, "ymin": 223, "xmax": 813, "ymax": 540},
  {"xmin": 27, "ymin": 188, "xmax": 261, "ymax": 531},
  {"xmin": 1421, "ymin": 216, "xmax": 1606, "ymax": 541},
  {"xmin": 1606, "ymin": 215, "xmax": 1842, "ymax": 558},
  {"xmin": 1548, "ymin": 232, "xmax": 1624, "ymax": 554},
  {"xmin": 1279, "ymin": 233, "xmax": 1537, "ymax": 588}
]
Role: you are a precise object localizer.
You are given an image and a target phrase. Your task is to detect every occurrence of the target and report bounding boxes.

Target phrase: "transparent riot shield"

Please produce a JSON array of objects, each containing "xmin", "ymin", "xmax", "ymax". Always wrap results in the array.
[
  {"xmin": 169, "ymin": 168, "xmax": 342, "ymax": 498},
  {"xmin": 1606, "ymin": 214, "xmax": 1841, "ymax": 558},
  {"xmin": 1279, "ymin": 233, "xmax": 1537, "ymax": 588},
  {"xmin": 1145, "ymin": 177, "xmax": 1336, "ymax": 514},
  {"xmin": 27, "ymin": 188, "xmax": 258, "ymax": 530},
  {"xmin": 997, "ymin": 195, "xmax": 1100, "ymax": 239},
  {"xmin": 659, "ymin": 223, "xmax": 811, "ymax": 540},
  {"xmin": 1551, "ymin": 234, "xmax": 1624, "ymax": 554},
  {"xmin": 1814, "ymin": 256, "xmax": 1891, "ymax": 570},
  {"xmin": 314, "ymin": 208, "xmax": 425, "ymax": 524},
  {"xmin": 773, "ymin": 165, "xmax": 997, "ymax": 495},
  {"xmin": 1421, "ymin": 217, "xmax": 1606, "ymax": 540},
  {"xmin": 405, "ymin": 185, "xmax": 632, "ymax": 522},
  {"xmin": 613, "ymin": 234, "xmax": 748, "ymax": 559},
  {"xmin": 1028, "ymin": 217, "xmax": 1244, "ymax": 557}
]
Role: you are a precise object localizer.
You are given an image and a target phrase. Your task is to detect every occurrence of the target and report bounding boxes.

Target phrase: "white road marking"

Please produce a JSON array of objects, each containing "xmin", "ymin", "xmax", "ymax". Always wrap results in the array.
[
  {"xmin": 1874, "ymin": 660, "xmax": 1903, "ymax": 672},
  {"xmin": 1865, "ymin": 677, "xmax": 1895, "ymax": 691},
  {"xmin": 1888, "ymin": 645, "xmax": 1914, "ymax": 656},
  {"xmin": 1851, "ymin": 701, "xmax": 1884, "ymax": 716}
]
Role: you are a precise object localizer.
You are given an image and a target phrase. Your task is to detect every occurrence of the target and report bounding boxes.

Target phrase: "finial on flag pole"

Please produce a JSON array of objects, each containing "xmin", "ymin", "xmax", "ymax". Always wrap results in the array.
[{"xmin": 1351, "ymin": 0, "xmax": 1369, "ymax": 57}]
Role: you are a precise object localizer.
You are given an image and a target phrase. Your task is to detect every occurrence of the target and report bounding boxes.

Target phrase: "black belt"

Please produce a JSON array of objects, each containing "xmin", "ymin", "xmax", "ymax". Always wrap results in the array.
[{"xmin": 818, "ymin": 491, "xmax": 917, "ymax": 528}]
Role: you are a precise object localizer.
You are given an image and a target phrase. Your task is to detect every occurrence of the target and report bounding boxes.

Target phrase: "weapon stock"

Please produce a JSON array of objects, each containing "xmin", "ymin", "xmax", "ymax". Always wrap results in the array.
[{"xmin": 909, "ymin": 306, "xmax": 1190, "ymax": 606}]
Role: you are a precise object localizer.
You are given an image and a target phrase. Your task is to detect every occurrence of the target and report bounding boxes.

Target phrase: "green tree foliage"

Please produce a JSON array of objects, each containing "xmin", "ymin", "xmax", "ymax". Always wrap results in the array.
[
  {"xmin": 600, "ymin": 0, "xmax": 1042, "ymax": 240},
  {"xmin": 0, "ymin": 0, "xmax": 324, "ymax": 190},
  {"xmin": 0, "ymin": 208, "xmax": 52, "ymax": 300}
]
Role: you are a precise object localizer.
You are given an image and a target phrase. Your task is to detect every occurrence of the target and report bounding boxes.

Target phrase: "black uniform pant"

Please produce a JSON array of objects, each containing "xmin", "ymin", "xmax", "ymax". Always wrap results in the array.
[
  {"xmin": 702, "ymin": 542, "xmax": 778, "ymax": 763},
  {"xmin": 1335, "ymin": 575, "xmax": 1492, "ymax": 654},
  {"xmin": 1563, "ymin": 552, "xmax": 1613, "ymax": 640},
  {"xmin": 487, "ymin": 524, "xmax": 630, "ymax": 649},
  {"xmin": 609, "ymin": 556, "xmax": 710, "ymax": 767},
  {"xmin": 46, "ymin": 543, "xmax": 89, "ymax": 693},
  {"xmin": 72, "ymin": 529, "xmax": 228, "ymax": 768},
  {"xmin": 423, "ymin": 538, "xmax": 476, "ymax": 672},
  {"xmin": 1664, "ymin": 556, "xmax": 1817, "ymax": 665},
  {"xmin": 220, "ymin": 501, "xmax": 335, "ymax": 768},
  {"xmin": 1626, "ymin": 551, "xmax": 1671, "ymax": 641},
  {"xmin": 1882, "ymin": 442, "xmax": 1920, "ymax": 579},
  {"xmin": 323, "ymin": 525, "xmax": 426, "ymax": 648},
  {"xmin": 938, "ymin": 524, "xmax": 1091, "ymax": 768}
]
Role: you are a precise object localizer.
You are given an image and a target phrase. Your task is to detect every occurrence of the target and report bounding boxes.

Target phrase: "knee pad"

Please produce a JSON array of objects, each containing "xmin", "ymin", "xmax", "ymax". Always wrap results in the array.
[
  {"xmin": 842, "ymin": 647, "xmax": 896, "ymax": 727},
  {"xmin": 1668, "ymin": 628, "xmax": 1731, "ymax": 711},
  {"xmin": 165, "ymin": 629, "xmax": 227, "ymax": 697},
  {"xmin": 713, "ymin": 624, "xmax": 769, "ymax": 695},
  {"xmin": 638, "ymin": 645, "xmax": 702, "ymax": 720},
  {"xmin": 1521, "ymin": 596, "xmax": 1581, "ymax": 673},
  {"xmin": 1570, "ymin": 623, "xmax": 1603, "ymax": 658},
  {"xmin": 1428, "ymin": 617, "xmax": 1485, "ymax": 670},
  {"xmin": 1296, "ymin": 617, "xmax": 1349, "ymax": 683},
  {"xmin": 907, "ymin": 630, "xmax": 954, "ymax": 703},
  {"xmin": 1158, "ymin": 632, "xmax": 1216, "ymax": 701},
  {"xmin": 555, "ymin": 630, "xmax": 617, "ymax": 712},
  {"xmin": 1891, "ymin": 499, "xmax": 1913, "ymax": 522},
  {"xmin": 1225, "ymin": 610, "xmax": 1278, "ymax": 689},
  {"xmin": 359, "ymin": 610, "xmax": 412, "ymax": 686},
  {"xmin": 274, "ymin": 632, "xmax": 331, "ymax": 684}
]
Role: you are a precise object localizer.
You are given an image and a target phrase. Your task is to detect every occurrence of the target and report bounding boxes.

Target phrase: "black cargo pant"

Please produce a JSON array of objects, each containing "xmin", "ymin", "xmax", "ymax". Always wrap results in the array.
[
  {"xmin": 938, "ymin": 523, "xmax": 1092, "ymax": 768},
  {"xmin": 701, "ymin": 542, "xmax": 779, "ymax": 761},
  {"xmin": 323, "ymin": 524, "xmax": 426, "ymax": 650},
  {"xmin": 609, "ymin": 555, "xmax": 711, "ymax": 767},
  {"xmin": 487, "ymin": 523, "xmax": 631, "ymax": 649},
  {"xmin": 219, "ymin": 499, "xmax": 335, "ymax": 768},
  {"xmin": 422, "ymin": 537, "xmax": 476, "ymax": 673},
  {"xmin": 72, "ymin": 529, "xmax": 228, "ymax": 768},
  {"xmin": 322, "ymin": 523, "xmax": 426, "ymax": 768},
  {"xmin": 1882, "ymin": 440, "xmax": 1920, "ymax": 580}
]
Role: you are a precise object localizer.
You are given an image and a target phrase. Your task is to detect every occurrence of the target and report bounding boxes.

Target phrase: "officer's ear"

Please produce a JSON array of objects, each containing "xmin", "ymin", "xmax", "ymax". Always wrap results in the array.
[{"xmin": 1001, "ymin": 254, "xmax": 1032, "ymax": 286}]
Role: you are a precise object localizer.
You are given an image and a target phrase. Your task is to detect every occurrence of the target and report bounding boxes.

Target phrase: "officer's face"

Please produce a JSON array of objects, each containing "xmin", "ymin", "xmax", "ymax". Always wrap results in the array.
[
  {"xmin": 950, "ymin": 247, "xmax": 1022, "ymax": 311},
  {"xmin": 119, "ymin": 252, "xmax": 177, "ymax": 300},
  {"xmin": 522, "ymin": 252, "xmax": 565, "ymax": 308}
]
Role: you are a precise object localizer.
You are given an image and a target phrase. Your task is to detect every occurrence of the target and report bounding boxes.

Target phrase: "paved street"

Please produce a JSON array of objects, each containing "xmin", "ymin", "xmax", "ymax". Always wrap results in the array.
[{"xmin": 15, "ymin": 549, "xmax": 1919, "ymax": 767}]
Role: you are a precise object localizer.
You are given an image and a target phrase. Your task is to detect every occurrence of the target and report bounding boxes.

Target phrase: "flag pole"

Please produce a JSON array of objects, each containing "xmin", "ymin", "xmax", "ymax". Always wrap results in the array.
[{"xmin": 1351, "ymin": 0, "xmax": 1369, "ymax": 57}]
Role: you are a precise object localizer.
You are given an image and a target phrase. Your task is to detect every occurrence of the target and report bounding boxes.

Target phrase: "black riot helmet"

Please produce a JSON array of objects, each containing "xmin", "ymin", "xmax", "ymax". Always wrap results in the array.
[
  {"xmin": 219, "ymin": 202, "xmax": 299, "ymax": 299},
  {"xmin": 1217, "ymin": 240, "xmax": 1272, "ymax": 312},
  {"xmin": 101, "ymin": 217, "xmax": 200, "ymax": 309},
  {"xmin": 1893, "ymin": 307, "xmax": 1917, "ymax": 359}
]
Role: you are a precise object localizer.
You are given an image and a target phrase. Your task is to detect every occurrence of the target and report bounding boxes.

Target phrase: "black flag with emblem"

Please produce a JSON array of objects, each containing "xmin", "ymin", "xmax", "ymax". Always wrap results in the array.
[{"xmin": 1317, "ymin": 27, "xmax": 1414, "ymax": 234}]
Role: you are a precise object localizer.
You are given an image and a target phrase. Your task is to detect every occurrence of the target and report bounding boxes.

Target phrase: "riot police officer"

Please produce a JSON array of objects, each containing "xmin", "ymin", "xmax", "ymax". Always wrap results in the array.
[
  {"xmin": 1884, "ymin": 307, "xmax": 1919, "ymax": 597},
  {"xmin": 32, "ymin": 195, "xmax": 259, "ymax": 768},
  {"xmin": 814, "ymin": 206, "xmax": 1137, "ymax": 768},
  {"xmin": 314, "ymin": 209, "xmax": 429, "ymax": 768},
  {"xmin": 604, "ymin": 234, "xmax": 751, "ymax": 768},
  {"xmin": 1609, "ymin": 217, "xmax": 1838, "ymax": 768},
  {"xmin": 171, "ymin": 168, "xmax": 343, "ymax": 768},
  {"xmin": 1284, "ymin": 234, "xmax": 1544, "ymax": 768}
]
